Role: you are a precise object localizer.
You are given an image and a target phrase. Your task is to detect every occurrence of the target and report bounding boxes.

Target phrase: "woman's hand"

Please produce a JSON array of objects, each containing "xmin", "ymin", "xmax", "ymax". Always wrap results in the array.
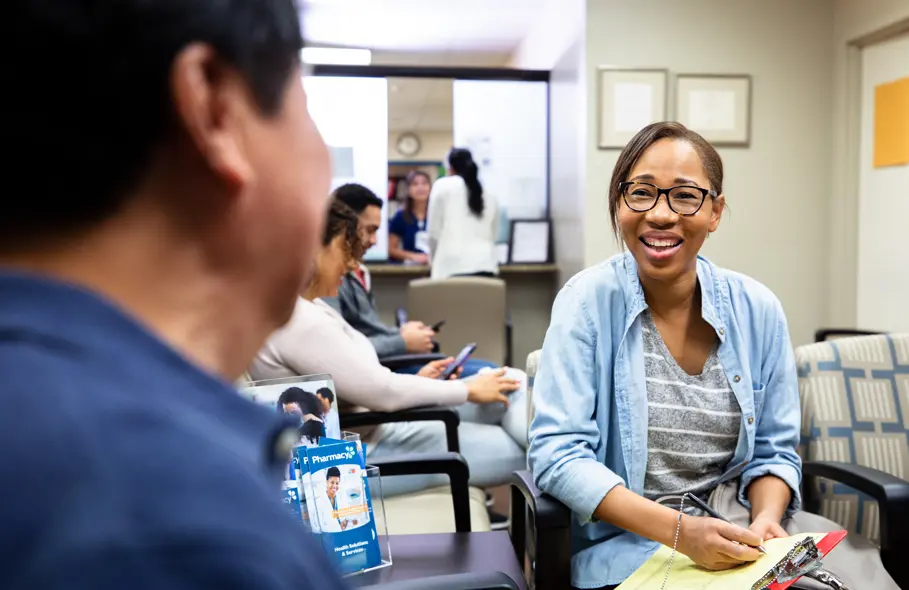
[
  {"xmin": 466, "ymin": 368, "xmax": 520, "ymax": 406},
  {"xmin": 409, "ymin": 252, "xmax": 430, "ymax": 264},
  {"xmin": 417, "ymin": 357, "xmax": 461, "ymax": 379},
  {"xmin": 677, "ymin": 515, "xmax": 764, "ymax": 570},
  {"xmin": 749, "ymin": 513, "xmax": 787, "ymax": 542}
]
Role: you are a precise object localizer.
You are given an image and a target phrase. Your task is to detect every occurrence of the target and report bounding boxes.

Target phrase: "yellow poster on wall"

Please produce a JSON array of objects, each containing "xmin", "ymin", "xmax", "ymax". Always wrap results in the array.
[{"xmin": 874, "ymin": 76, "xmax": 909, "ymax": 168}]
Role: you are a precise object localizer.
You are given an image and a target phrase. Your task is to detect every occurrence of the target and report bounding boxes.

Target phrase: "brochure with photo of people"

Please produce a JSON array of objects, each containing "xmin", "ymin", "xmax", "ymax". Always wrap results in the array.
[
  {"xmin": 298, "ymin": 439, "xmax": 383, "ymax": 576},
  {"xmin": 238, "ymin": 374, "xmax": 342, "ymax": 525}
]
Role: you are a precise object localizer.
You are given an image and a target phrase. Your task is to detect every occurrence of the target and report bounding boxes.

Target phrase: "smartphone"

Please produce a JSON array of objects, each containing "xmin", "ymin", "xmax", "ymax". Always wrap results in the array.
[
  {"xmin": 438, "ymin": 343, "xmax": 477, "ymax": 380},
  {"xmin": 431, "ymin": 320, "xmax": 446, "ymax": 332}
]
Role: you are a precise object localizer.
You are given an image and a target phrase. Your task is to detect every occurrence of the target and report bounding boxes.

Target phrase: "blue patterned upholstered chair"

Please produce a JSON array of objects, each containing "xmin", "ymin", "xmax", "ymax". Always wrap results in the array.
[{"xmin": 796, "ymin": 334, "xmax": 909, "ymax": 586}]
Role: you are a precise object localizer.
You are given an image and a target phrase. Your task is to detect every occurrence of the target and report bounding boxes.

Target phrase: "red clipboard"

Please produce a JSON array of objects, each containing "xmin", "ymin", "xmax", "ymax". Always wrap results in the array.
[{"xmin": 766, "ymin": 530, "xmax": 848, "ymax": 589}]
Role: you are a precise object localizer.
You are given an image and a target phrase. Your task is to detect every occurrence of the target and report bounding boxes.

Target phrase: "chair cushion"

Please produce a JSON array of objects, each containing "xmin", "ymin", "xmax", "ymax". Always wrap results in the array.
[
  {"xmin": 796, "ymin": 334, "xmax": 909, "ymax": 545},
  {"xmin": 382, "ymin": 486, "xmax": 490, "ymax": 534}
]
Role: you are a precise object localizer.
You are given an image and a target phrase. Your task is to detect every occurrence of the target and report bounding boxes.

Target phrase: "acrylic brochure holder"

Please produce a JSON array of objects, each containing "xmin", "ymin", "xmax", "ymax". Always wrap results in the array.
[{"xmin": 295, "ymin": 433, "xmax": 392, "ymax": 577}]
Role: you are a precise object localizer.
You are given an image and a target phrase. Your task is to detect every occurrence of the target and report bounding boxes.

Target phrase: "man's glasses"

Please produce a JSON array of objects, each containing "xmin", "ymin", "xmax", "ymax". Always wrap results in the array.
[{"xmin": 619, "ymin": 181, "xmax": 717, "ymax": 216}]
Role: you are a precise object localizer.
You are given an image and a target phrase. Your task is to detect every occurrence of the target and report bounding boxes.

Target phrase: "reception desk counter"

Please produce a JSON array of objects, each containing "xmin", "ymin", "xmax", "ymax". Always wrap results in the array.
[
  {"xmin": 366, "ymin": 263, "xmax": 560, "ymax": 367},
  {"xmin": 367, "ymin": 263, "xmax": 559, "ymax": 276}
]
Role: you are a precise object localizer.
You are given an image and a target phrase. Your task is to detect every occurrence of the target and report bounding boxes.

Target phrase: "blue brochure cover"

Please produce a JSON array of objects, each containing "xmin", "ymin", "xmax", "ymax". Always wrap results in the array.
[{"xmin": 303, "ymin": 440, "xmax": 382, "ymax": 575}]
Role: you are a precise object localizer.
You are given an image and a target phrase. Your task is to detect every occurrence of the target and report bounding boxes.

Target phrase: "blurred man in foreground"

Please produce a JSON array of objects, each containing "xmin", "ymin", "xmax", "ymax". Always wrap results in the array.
[{"xmin": 1, "ymin": 1, "xmax": 346, "ymax": 588}]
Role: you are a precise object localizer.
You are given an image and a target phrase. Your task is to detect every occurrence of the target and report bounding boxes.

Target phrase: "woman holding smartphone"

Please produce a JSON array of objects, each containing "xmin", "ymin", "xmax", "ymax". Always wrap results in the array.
[{"xmin": 251, "ymin": 200, "xmax": 529, "ymax": 504}]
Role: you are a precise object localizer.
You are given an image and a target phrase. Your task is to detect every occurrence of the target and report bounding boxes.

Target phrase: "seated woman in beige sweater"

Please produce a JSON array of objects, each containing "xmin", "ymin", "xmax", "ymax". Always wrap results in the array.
[{"xmin": 250, "ymin": 199, "xmax": 528, "ymax": 500}]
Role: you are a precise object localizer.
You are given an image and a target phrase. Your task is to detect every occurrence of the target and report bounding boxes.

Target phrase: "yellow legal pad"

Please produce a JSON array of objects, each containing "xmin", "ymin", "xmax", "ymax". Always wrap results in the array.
[{"xmin": 616, "ymin": 533, "xmax": 825, "ymax": 590}]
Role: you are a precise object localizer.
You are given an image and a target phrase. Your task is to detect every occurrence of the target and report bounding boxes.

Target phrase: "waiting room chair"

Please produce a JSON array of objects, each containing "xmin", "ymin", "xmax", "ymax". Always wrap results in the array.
[
  {"xmin": 796, "ymin": 334, "xmax": 909, "ymax": 587},
  {"xmin": 342, "ymin": 407, "xmax": 492, "ymax": 534},
  {"xmin": 508, "ymin": 350, "xmax": 571, "ymax": 589},
  {"xmin": 379, "ymin": 352, "xmax": 447, "ymax": 372},
  {"xmin": 814, "ymin": 328, "xmax": 884, "ymax": 343},
  {"xmin": 405, "ymin": 277, "xmax": 512, "ymax": 367}
]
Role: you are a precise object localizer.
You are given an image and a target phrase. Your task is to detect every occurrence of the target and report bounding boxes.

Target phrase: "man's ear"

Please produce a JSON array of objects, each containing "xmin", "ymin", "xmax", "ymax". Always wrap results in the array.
[
  {"xmin": 169, "ymin": 43, "xmax": 253, "ymax": 190},
  {"xmin": 709, "ymin": 194, "xmax": 726, "ymax": 233}
]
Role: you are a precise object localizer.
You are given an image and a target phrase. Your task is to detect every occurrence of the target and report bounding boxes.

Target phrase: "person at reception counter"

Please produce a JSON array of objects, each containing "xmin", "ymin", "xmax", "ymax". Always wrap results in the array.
[
  {"xmin": 388, "ymin": 170, "xmax": 431, "ymax": 264},
  {"xmin": 426, "ymin": 148, "xmax": 499, "ymax": 279}
]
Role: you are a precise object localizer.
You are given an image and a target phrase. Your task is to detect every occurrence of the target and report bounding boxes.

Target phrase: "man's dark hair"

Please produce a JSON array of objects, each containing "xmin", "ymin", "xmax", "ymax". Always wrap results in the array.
[
  {"xmin": 316, "ymin": 387, "xmax": 335, "ymax": 405},
  {"xmin": 333, "ymin": 184, "xmax": 383, "ymax": 215},
  {"xmin": 9, "ymin": 0, "xmax": 304, "ymax": 248},
  {"xmin": 326, "ymin": 466, "xmax": 341, "ymax": 480}
]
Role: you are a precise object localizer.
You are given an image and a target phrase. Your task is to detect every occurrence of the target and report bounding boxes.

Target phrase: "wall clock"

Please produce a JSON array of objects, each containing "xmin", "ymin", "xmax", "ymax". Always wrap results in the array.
[{"xmin": 396, "ymin": 132, "xmax": 421, "ymax": 157}]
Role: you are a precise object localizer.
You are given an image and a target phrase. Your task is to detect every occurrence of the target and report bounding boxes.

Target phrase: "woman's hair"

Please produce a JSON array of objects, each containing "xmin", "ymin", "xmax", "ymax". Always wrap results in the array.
[
  {"xmin": 447, "ymin": 147, "xmax": 484, "ymax": 217},
  {"xmin": 608, "ymin": 121, "xmax": 724, "ymax": 236},
  {"xmin": 277, "ymin": 387, "xmax": 323, "ymax": 416},
  {"xmin": 403, "ymin": 170, "xmax": 431, "ymax": 223},
  {"xmin": 323, "ymin": 199, "xmax": 366, "ymax": 261},
  {"xmin": 299, "ymin": 419, "xmax": 326, "ymax": 445}
]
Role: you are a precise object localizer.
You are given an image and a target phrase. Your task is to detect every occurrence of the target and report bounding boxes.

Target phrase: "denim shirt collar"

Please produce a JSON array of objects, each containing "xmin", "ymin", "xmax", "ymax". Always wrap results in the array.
[{"xmin": 619, "ymin": 252, "xmax": 727, "ymax": 343}]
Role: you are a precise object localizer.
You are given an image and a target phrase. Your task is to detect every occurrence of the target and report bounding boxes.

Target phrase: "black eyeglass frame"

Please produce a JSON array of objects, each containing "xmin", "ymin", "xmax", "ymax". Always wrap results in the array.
[{"xmin": 618, "ymin": 181, "xmax": 718, "ymax": 216}]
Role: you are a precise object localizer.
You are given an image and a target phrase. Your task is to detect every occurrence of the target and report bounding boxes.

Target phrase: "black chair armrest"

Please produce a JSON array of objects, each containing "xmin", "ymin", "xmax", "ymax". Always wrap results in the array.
[
  {"xmin": 813, "ymin": 328, "xmax": 883, "ymax": 343},
  {"xmin": 803, "ymin": 460, "xmax": 909, "ymax": 586},
  {"xmin": 369, "ymin": 452, "xmax": 472, "ymax": 533},
  {"xmin": 340, "ymin": 406, "xmax": 460, "ymax": 453},
  {"xmin": 380, "ymin": 353, "xmax": 447, "ymax": 370},
  {"xmin": 360, "ymin": 572, "xmax": 519, "ymax": 590},
  {"xmin": 509, "ymin": 470, "xmax": 571, "ymax": 590},
  {"xmin": 803, "ymin": 460, "xmax": 909, "ymax": 550}
]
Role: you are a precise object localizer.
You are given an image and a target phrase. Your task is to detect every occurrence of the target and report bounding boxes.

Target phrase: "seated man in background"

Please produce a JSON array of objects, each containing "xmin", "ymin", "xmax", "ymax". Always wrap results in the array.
[
  {"xmin": 1, "ymin": 1, "xmax": 346, "ymax": 588},
  {"xmin": 329, "ymin": 183, "xmax": 497, "ymax": 377}
]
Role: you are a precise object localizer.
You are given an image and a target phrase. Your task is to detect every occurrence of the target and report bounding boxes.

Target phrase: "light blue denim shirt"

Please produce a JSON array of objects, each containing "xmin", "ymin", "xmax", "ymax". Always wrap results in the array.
[{"xmin": 528, "ymin": 253, "xmax": 802, "ymax": 589}]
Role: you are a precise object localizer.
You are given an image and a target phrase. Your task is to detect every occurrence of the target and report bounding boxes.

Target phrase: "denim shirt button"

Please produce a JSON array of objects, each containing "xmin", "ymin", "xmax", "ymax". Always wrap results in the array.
[
  {"xmin": 747, "ymin": 416, "xmax": 755, "ymax": 425},
  {"xmin": 719, "ymin": 327, "xmax": 725, "ymax": 336},
  {"xmin": 733, "ymin": 375, "xmax": 741, "ymax": 383}
]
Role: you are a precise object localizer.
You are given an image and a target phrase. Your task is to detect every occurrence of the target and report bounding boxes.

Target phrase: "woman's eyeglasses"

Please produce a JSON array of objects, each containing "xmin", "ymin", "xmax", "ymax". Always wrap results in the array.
[{"xmin": 619, "ymin": 181, "xmax": 717, "ymax": 216}]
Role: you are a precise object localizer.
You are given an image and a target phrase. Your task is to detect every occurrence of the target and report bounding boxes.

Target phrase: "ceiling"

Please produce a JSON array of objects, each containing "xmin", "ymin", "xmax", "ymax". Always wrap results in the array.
[
  {"xmin": 388, "ymin": 77, "xmax": 452, "ymax": 133},
  {"xmin": 298, "ymin": 0, "xmax": 546, "ymax": 54},
  {"xmin": 299, "ymin": 0, "xmax": 547, "ymax": 136}
]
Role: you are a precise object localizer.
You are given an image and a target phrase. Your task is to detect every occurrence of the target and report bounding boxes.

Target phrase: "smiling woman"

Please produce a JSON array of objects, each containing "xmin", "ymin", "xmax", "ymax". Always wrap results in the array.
[{"xmin": 527, "ymin": 122, "xmax": 899, "ymax": 590}]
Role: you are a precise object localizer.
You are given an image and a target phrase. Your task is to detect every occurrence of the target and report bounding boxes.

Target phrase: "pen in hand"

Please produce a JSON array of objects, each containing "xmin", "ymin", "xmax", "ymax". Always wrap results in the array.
[{"xmin": 683, "ymin": 492, "xmax": 768, "ymax": 554}]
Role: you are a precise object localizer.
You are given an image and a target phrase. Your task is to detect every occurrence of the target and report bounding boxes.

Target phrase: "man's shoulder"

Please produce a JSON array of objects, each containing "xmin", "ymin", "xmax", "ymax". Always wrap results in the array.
[{"xmin": 0, "ymin": 356, "xmax": 329, "ymax": 587}]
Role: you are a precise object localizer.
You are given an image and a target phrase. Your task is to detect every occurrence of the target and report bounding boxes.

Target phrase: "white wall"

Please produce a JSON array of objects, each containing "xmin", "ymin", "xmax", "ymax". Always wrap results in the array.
[
  {"xmin": 583, "ymin": 0, "xmax": 833, "ymax": 346},
  {"xmin": 828, "ymin": 0, "xmax": 909, "ymax": 328},
  {"xmin": 856, "ymin": 33, "xmax": 909, "ymax": 332},
  {"xmin": 548, "ymin": 37, "xmax": 588, "ymax": 284},
  {"xmin": 509, "ymin": 0, "xmax": 587, "ymax": 284},
  {"xmin": 304, "ymin": 76, "xmax": 390, "ymax": 261}
]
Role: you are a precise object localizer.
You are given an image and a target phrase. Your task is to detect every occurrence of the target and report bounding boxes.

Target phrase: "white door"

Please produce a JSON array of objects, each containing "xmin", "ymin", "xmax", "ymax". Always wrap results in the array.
[{"xmin": 856, "ymin": 32, "xmax": 909, "ymax": 332}]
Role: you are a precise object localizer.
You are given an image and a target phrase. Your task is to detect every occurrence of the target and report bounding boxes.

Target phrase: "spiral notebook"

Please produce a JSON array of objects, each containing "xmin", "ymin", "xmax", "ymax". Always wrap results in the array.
[{"xmin": 617, "ymin": 530, "xmax": 847, "ymax": 590}]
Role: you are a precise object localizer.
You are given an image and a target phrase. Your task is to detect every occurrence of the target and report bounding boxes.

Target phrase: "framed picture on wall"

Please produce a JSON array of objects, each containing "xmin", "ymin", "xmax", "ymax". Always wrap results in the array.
[
  {"xmin": 508, "ymin": 219, "xmax": 551, "ymax": 264},
  {"xmin": 674, "ymin": 74, "xmax": 752, "ymax": 147},
  {"xmin": 597, "ymin": 68, "xmax": 669, "ymax": 149}
]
